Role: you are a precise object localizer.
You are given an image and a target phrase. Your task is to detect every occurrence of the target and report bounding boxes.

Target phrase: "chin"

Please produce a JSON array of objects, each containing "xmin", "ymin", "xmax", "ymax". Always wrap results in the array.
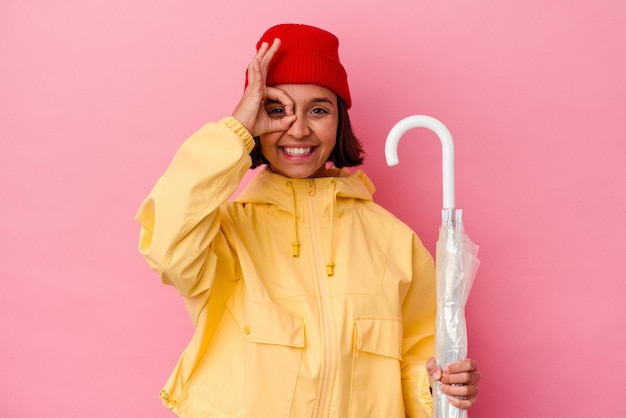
[{"xmin": 270, "ymin": 164, "xmax": 327, "ymax": 179}]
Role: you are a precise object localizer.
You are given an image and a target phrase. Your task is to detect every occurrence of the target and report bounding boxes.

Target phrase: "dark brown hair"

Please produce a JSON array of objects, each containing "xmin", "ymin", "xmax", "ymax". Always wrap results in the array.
[{"xmin": 249, "ymin": 97, "xmax": 365, "ymax": 169}]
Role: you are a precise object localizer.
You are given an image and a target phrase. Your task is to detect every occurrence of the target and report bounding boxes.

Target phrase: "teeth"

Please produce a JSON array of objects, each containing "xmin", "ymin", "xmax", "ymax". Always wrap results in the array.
[{"xmin": 283, "ymin": 147, "xmax": 312, "ymax": 157}]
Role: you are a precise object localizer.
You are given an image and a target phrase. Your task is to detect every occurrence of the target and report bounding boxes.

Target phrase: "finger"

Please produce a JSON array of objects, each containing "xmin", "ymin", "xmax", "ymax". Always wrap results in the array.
[
  {"xmin": 266, "ymin": 86, "xmax": 294, "ymax": 115},
  {"xmin": 250, "ymin": 38, "xmax": 280, "ymax": 87},
  {"xmin": 425, "ymin": 357, "xmax": 437, "ymax": 372},
  {"xmin": 445, "ymin": 393, "xmax": 478, "ymax": 410},
  {"xmin": 246, "ymin": 57, "xmax": 261, "ymax": 88},
  {"xmin": 263, "ymin": 38, "xmax": 281, "ymax": 60},
  {"xmin": 261, "ymin": 114, "xmax": 295, "ymax": 135},
  {"xmin": 260, "ymin": 89, "xmax": 295, "ymax": 134},
  {"xmin": 260, "ymin": 38, "xmax": 281, "ymax": 75},
  {"xmin": 277, "ymin": 115, "xmax": 297, "ymax": 132},
  {"xmin": 444, "ymin": 359, "xmax": 478, "ymax": 374},
  {"xmin": 441, "ymin": 383, "xmax": 479, "ymax": 410},
  {"xmin": 425, "ymin": 357, "xmax": 442, "ymax": 381},
  {"xmin": 441, "ymin": 359, "xmax": 480, "ymax": 386},
  {"xmin": 440, "ymin": 370, "xmax": 481, "ymax": 386},
  {"xmin": 440, "ymin": 383, "xmax": 479, "ymax": 398},
  {"xmin": 247, "ymin": 41, "xmax": 271, "ymax": 86},
  {"xmin": 255, "ymin": 41, "xmax": 271, "ymax": 60}
]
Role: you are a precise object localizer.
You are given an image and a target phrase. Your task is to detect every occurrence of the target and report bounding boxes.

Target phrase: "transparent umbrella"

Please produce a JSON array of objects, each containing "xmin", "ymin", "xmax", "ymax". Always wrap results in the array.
[{"xmin": 385, "ymin": 115, "xmax": 480, "ymax": 418}]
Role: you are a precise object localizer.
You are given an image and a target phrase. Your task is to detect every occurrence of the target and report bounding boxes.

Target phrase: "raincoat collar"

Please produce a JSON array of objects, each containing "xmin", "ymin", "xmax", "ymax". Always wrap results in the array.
[{"xmin": 235, "ymin": 167, "xmax": 375, "ymax": 208}]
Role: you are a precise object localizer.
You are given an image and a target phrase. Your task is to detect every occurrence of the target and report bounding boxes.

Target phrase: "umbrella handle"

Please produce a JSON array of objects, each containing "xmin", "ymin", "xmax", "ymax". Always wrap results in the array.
[{"xmin": 385, "ymin": 115, "xmax": 455, "ymax": 210}]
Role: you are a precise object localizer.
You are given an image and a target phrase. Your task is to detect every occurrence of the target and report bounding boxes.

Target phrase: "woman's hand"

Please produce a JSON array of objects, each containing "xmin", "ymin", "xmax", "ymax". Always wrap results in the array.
[
  {"xmin": 232, "ymin": 38, "xmax": 296, "ymax": 137},
  {"xmin": 426, "ymin": 357, "xmax": 481, "ymax": 410}
]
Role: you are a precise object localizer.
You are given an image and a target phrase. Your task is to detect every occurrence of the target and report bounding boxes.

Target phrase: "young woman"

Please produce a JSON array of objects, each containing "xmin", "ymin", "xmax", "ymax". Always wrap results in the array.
[{"xmin": 136, "ymin": 23, "xmax": 480, "ymax": 418}]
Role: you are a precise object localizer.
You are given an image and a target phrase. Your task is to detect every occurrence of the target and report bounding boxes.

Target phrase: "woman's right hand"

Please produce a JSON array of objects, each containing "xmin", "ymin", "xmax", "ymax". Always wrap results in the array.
[{"xmin": 232, "ymin": 38, "xmax": 296, "ymax": 137}]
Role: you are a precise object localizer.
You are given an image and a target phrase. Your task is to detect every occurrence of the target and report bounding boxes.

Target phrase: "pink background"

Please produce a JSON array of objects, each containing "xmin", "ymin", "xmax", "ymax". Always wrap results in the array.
[{"xmin": 2, "ymin": 1, "xmax": 625, "ymax": 417}]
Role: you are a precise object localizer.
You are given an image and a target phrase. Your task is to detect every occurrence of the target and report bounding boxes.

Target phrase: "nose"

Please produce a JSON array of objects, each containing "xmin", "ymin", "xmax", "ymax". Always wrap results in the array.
[{"xmin": 286, "ymin": 114, "xmax": 311, "ymax": 139}]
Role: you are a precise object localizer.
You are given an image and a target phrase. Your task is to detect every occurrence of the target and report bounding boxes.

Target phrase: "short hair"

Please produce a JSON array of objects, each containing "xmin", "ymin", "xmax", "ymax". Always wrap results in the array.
[{"xmin": 249, "ymin": 97, "xmax": 365, "ymax": 169}]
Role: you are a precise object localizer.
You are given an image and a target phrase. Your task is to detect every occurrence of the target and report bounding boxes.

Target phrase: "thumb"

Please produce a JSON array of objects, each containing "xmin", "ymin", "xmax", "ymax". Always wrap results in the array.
[
  {"xmin": 426, "ymin": 357, "xmax": 442, "ymax": 381},
  {"xmin": 278, "ymin": 115, "xmax": 297, "ymax": 131},
  {"xmin": 262, "ymin": 115, "xmax": 296, "ymax": 136}
]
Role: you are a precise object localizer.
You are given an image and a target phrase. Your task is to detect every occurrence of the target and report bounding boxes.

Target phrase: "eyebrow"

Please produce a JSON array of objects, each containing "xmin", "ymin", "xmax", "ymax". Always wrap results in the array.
[
  {"xmin": 309, "ymin": 97, "xmax": 334, "ymax": 105},
  {"xmin": 264, "ymin": 97, "xmax": 335, "ymax": 106}
]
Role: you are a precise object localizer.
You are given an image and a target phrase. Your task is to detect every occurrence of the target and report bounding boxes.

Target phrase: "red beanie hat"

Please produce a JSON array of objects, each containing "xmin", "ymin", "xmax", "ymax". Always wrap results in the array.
[{"xmin": 246, "ymin": 23, "xmax": 352, "ymax": 108}]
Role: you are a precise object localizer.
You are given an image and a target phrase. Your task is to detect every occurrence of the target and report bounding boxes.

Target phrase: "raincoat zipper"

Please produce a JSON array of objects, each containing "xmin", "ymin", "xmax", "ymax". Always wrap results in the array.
[{"xmin": 307, "ymin": 178, "xmax": 335, "ymax": 418}]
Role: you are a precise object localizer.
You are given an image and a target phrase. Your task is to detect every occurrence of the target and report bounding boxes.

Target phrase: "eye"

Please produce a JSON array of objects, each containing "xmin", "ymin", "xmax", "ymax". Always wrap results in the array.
[
  {"xmin": 311, "ymin": 107, "xmax": 329, "ymax": 115},
  {"xmin": 266, "ymin": 106, "xmax": 286, "ymax": 118}
]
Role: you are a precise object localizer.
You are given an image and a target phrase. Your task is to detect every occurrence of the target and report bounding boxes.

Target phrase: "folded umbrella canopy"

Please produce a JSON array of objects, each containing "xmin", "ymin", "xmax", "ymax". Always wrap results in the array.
[{"xmin": 386, "ymin": 115, "xmax": 480, "ymax": 418}]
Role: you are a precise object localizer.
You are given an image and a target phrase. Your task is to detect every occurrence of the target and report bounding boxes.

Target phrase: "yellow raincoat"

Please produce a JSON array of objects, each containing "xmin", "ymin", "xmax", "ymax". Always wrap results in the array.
[{"xmin": 135, "ymin": 117, "xmax": 436, "ymax": 417}]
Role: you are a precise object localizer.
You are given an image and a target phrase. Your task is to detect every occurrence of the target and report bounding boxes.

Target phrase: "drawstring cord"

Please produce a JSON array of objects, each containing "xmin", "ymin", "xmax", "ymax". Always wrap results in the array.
[
  {"xmin": 286, "ymin": 181, "xmax": 300, "ymax": 257},
  {"xmin": 326, "ymin": 180, "xmax": 336, "ymax": 276},
  {"xmin": 287, "ymin": 178, "xmax": 335, "ymax": 275}
]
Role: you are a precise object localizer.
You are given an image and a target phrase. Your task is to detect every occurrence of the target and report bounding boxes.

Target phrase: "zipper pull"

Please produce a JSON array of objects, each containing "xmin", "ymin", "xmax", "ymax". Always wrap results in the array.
[
  {"xmin": 326, "ymin": 262, "xmax": 335, "ymax": 276},
  {"xmin": 307, "ymin": 179, "xmax": 316, "ymax": 196}
]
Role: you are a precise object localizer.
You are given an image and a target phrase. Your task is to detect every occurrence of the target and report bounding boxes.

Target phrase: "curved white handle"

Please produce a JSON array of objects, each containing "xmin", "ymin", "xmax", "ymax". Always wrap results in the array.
[{"xmin": 385, "ymin": 115, "xmax": 455, "ymax": 209}]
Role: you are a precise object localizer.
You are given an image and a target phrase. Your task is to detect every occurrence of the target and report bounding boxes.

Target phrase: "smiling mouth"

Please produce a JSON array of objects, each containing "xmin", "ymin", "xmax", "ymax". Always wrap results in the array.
[{"xmin": 281, "ymin": 146, "xmax": 315, "ymax": 157}]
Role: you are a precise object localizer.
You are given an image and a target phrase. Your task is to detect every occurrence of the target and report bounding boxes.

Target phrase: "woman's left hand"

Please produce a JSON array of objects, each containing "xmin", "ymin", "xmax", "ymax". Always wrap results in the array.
[{"xmin": 426, "ymin": 357, "xmax": 481, "ymax": 410}]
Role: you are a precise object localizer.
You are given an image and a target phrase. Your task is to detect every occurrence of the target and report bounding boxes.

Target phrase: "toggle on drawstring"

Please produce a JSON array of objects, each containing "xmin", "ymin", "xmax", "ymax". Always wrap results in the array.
[
  {"xmin": 286, "ymin": 181, "xmax": 300, "ymax": 257},
  {"xmin": 325, "ymin": 180, "xmax": 336, "ymax": 276},
  {"xmin": 287, "ymin": 178, "xmax": 336, "ymax": 275}
]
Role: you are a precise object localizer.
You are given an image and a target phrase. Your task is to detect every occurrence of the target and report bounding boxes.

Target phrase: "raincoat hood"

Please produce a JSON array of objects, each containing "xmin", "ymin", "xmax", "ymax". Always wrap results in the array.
[{"xmin": 236, "ymin": 167, "xmax": 375, "ymax": 275}]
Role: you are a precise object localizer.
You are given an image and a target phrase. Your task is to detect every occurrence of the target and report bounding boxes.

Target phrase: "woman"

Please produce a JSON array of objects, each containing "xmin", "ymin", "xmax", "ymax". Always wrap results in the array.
[{"xmin": 136, "ymin": 23, "xmax": 480, "ymax": 418}]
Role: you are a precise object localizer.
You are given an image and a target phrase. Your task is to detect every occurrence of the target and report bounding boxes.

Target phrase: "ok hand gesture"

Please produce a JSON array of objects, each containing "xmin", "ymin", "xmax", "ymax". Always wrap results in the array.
[{"xmin": 232, "ymin": 38, "xmax": 296, "ymax": 137}]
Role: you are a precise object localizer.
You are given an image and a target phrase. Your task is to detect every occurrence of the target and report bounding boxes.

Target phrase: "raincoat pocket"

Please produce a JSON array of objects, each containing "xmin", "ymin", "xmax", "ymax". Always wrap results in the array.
[
  {"xmin": 350, "ymin": 316, "xmax": 404, "ymax": 417},
  {"xmin": 235, "ymin": 296, "xmax": 305, "ymax": 348},
  {"xmin": 186, "ymin": 288, "xmax": 305, "ymax": 417},
  {"xmin": 355, "ymin": 316, "xmax": 402, "ymax": 359}
]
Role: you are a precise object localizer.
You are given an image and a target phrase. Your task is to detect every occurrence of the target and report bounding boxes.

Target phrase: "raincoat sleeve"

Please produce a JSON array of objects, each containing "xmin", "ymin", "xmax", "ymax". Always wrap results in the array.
[
  {"xmin": 401, "ymin": 234, "xmax": 437, "ymax": 418},
  {"xmin": 134, "ymin": 117, "xmax": 255, "ymax": 309}
]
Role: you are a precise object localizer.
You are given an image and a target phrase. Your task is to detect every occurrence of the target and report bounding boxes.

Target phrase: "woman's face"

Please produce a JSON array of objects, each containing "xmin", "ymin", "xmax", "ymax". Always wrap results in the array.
[{"xmin": 260, "ymin": 84, "xmax": 338, "ymax": 178}]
